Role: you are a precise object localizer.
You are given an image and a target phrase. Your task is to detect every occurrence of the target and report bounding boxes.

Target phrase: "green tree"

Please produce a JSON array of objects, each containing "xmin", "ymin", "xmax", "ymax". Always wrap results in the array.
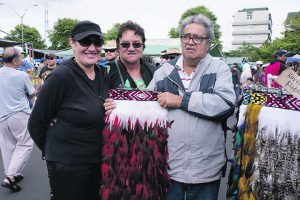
[
  {"xmin": 49, "ymin": 18, "xmax": 79, "ymax": 50},
  {"xmin": 247, "ymin": 11, "xmax": 300, "ymax": 63},
  {"xmin": 223, "ymin": 43, "xmax": 259, "ymax": 61},
  {"xmin": 283, "ymin": 11, "xmax": 300, "ymax": 54},
  {"xmin": 4, "ymin": 24, "xmax": 46, "ymax": 49},
  {"xmin": 104, "ymin": 23, "xmax": 120, "ymax": 41},
  {"xmin": 168, "ymin": 6, "xmax": 222, "ymax": 46}
]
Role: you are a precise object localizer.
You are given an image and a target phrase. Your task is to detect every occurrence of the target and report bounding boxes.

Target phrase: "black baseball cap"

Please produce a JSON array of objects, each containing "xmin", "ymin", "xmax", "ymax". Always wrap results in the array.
[{"xmin": 71, "ymin": 21, "xmax": 104, "ymax": 40}]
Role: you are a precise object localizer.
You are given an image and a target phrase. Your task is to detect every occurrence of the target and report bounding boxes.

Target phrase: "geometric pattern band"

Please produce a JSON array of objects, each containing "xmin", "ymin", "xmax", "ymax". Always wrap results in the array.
[
  {"xmin": 242, "ymin": 91, "xmax": 300, "ymax": 111},
  {"xmin": 109, "ymin": 89, "xmax": 159, "ymax": 101}
]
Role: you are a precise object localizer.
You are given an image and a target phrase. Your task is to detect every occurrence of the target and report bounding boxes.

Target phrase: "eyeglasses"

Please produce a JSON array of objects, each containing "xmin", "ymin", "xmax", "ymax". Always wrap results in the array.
[
  {"xmin": 47, "ymin": 57, "xmax": 55, "ymax": 60},
  {"xmin": 119, "ymin": 42, "xmax": 143, "ymax": 49},
  {"xmin": 181, "ymin": 33, "xmax": 209, "ymax": 44},
  {"xmin": 74, "ymin": 36, "xmax": 104, "ymax": 48},
  {"xmin": 104, "ymin": 49, "xmax": 116, "ymax": 53}
]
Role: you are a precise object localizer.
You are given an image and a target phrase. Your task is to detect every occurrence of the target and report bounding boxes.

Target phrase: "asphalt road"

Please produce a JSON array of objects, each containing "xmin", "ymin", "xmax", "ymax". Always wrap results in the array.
[{"xmin": 0, "ymin": 115, "xmax": 236, "ymax": 200}]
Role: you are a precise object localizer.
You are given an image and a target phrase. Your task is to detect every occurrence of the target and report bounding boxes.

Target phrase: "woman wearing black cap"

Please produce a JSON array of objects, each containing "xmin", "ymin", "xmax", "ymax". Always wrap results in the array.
[{"xmin": 28, "ymin": 21, "xmax": 108, "ymax": 200}]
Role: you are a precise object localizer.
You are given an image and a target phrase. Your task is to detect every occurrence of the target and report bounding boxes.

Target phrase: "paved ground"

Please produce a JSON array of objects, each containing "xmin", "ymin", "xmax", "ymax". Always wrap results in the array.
[{"xmin": 0, "ymin": 116, "xmax": 236, "ymax": 200}]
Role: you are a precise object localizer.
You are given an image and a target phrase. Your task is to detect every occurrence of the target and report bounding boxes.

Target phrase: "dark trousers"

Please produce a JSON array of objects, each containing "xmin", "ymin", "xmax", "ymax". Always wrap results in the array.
[
  {"xmin": 166, "ymin": 179, "xmax": 220, "ymax": 200},
  {"xmin": 46, "ymin": 161, "xmax": 101, "ymax": 200}
]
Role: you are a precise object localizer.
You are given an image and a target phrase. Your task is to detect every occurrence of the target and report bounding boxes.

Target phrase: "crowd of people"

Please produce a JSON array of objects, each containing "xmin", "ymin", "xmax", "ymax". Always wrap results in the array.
[
  {"xmin": 0, "ymin": 13, "xmax": 299, "ymax": 200},
  {"xmin": 230, "ymin": 49, "xmax": 300, "ymax": 104}
]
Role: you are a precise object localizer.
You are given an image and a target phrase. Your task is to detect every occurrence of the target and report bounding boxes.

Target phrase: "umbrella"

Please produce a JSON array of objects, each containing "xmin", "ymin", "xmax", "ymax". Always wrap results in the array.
[{"xmin": 287, "ymin": 54, "xmax": 300, "ymax": 62}]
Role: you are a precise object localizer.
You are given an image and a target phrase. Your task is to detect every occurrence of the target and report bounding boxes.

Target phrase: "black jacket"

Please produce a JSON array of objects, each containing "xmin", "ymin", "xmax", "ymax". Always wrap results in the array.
[
  {"xmin": 108, "ymin": 58, "xmax": 157, "ymax": 89},
  {"xmin": 28, "ymin": 58, "xmax": 109, "ymax": 164}
]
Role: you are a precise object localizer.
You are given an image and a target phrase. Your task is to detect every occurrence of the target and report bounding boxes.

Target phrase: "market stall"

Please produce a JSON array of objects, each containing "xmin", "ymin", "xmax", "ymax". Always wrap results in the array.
[{"xmin": 227, "ymin": 88, "xmax": 300, "ymax": 200}]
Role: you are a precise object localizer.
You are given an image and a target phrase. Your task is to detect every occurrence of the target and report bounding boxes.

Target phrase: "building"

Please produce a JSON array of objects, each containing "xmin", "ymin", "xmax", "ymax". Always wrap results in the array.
[{"xmin": 232, "ymin": 7, "xmax": 272, "ymax": 49}]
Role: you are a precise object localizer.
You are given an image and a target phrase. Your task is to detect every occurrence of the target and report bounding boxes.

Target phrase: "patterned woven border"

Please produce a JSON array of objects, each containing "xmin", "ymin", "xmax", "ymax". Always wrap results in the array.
[
  {"xmin": 242, "ymin": 91, "xmax": 300, "ymax": 111},
  {"xmin": 109, "ymin": 89, "xmax": 159, "ymax": 101}
]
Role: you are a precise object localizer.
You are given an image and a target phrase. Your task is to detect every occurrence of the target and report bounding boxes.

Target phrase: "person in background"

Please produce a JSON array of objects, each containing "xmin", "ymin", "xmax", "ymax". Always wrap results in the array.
[
  {"xmin": 0, "ymin": 47, "xmax": 35, "ymax": 192},
  {"xmin": 240, "ymin": 62, "xmax": 252, "ymax": 87},
  {"xmin": 231, "ymin": 63, "xmax": 241, "ymax": 104},
  {"xmin": 36, "ymin": 53, "xmax": 58, "ymax": 93},
  {"xmin": 98, "ymin": 40, "xmax": 118, "ymax": 69},
  {"xmin": 14, "ymin": 47, "xmax": 34, "ymax": 73},
  {"xmin": 28, "ymin": 20, "xmax": 108, "ymax": 200},
  {"xmin": 103, "ymin": 40, "xmax": 118, "ymax": 62},
  {"xmin": 160, "ymin": 48, "xmax": 181, "ymax": 65},
  {"xmin": 160, "ymin": 50, "xmax": 168, "ymax": 64},
  {"xmin": 246, "ymin": 77, "xmax": 255, "ymax": 88},
  {"xmin": 264, "ymin": 50, "xmax": 288, "ymax": 88},
  {"xmin": 147, "ymin": 14, "xmax": 235, "ymax": 200},
  {"xmin": 107, "ymin": 20, "xmax": 157, "ymax": 89},
  {"xmin": 253, "ymin": 61, "xmax": 266, "ymax": 86},
  {"xmin": 36, "ymin": 58, "xmax": 47, "ymax": 77}
]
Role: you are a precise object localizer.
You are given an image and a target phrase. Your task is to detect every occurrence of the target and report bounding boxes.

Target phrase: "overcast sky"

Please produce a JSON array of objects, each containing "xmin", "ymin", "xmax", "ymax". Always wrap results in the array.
[{"xmin": 0, "ymin": 0, "xmax": 299, "ymax": 50}]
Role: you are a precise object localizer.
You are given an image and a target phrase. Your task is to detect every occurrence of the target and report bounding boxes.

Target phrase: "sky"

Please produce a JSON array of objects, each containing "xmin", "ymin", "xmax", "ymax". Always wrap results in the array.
[{"xmin": 0, "ymin": 0, "xmax": 299, "ymax": 51}]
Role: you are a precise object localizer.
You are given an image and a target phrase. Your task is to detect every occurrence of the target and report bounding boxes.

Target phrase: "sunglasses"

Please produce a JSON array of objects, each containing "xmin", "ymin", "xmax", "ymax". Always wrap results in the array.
[
  {"xmin": 160, "ymin": 55, "xmax": 176, "ymax": 60},
  {"xmin": 104, "ymin": 49, "xmax": 116, "ymax": 53},
  {"xmin": 47, "ymin": 57, "xmax": 55, "ymax": 60},
  {"xmin": 119, "ymin": 42, "xmax": 143, "ymax": 49},
  {"xmin": 74, "ymin": 36, "xmax": 104, "ymax": 48}
]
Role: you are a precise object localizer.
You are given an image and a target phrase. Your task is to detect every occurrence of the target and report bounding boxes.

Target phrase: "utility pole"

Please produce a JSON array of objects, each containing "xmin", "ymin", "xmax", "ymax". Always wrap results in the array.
[
  {"xmin": 0, "ymin": 3, "xmax": 38, "ymax": 43},
  {"xmin": 44, "ymin": 2, "xmax": 49, "ymax": 41}
]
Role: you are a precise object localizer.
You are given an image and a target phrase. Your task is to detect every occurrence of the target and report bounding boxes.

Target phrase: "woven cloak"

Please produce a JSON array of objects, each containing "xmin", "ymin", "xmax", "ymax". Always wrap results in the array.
[
  {"xmin": 227, "ymin": 90, "xmax": 300, "ymax": 200},
  {"xmin": 101, "ymin": 89, "xmax": 170, "ymax": 200}
]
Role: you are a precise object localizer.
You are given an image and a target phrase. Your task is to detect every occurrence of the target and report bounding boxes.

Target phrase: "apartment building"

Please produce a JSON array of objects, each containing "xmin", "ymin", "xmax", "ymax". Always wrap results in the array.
[{"xmin": 232, "ymin": 7, "xmax": 272, "ymax": 49}]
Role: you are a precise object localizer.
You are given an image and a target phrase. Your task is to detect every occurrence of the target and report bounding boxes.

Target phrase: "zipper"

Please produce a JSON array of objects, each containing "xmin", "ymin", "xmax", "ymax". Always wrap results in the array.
[{"xmin": 167, "ymin": 75, "xmax": 186, "ymax": 94}]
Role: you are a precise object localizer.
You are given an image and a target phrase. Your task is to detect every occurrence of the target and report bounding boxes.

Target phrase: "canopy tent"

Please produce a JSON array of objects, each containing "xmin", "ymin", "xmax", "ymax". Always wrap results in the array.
[
  {"xmin": 32, "ymin": 48, "xmax": 60, "ymax": 59},
  {"xmin": 0, "ymin": 38, "xmax": 23, "ymax": 47},
  {"xmin": 55, "ymin": 49, "xmax": 74, "ymax": 58}
]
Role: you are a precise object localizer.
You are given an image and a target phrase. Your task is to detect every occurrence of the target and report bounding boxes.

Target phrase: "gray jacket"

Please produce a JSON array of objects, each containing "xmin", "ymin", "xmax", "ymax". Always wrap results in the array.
[{"xmin": 148, "ymin": 54, "xmax": 235, "ymax": 183}]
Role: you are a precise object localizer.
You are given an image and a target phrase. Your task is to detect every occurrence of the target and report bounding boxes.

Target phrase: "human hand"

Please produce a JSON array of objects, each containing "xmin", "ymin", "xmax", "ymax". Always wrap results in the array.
[
  {"xmin": 104, "ymin": 98, "xmax": 116, "ymax": 115},
  {"xmin": 157, "ymin": 92, "xmax": 182, "ymax": 108}
]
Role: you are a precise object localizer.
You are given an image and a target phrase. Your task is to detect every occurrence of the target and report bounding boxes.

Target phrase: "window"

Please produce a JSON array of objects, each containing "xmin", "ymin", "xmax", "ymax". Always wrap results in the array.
[{"xmin": 247, "ymin": 11, "xmax": 252, "ymax": 20}]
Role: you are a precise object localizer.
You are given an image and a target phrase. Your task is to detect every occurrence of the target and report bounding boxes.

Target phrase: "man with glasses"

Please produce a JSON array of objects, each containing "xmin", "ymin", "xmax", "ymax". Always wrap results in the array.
[
  {"xmin": 160, "ymin": 48, "xmax": 181, "ymax": 65},
  {"xmin": 0, "ymin": 47, "xmax": 35, "ymax": 192},
  {"xmin": 107, "ymin": 20, "xmax": 157, "ymax": 89},
  {"xmin": 103, "ymin": 40, "xmax": 118, "ymax": 62},
  {"xmin": 28, "ymin": 21, "xmax": 108, "ymax": 200},
  {"xmin": 36, "ymin": 53, "xmax": 57, "ymax": 93},
  {"xmin": 148, "ymin": 14, "xmax": 235, "ymax": 200}
]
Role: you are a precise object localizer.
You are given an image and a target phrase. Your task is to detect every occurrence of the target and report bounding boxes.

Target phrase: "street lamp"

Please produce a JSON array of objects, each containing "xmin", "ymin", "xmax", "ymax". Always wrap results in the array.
[{"xmin": 0, "ymin": 3, "xmax": 38, "ymax": 43}]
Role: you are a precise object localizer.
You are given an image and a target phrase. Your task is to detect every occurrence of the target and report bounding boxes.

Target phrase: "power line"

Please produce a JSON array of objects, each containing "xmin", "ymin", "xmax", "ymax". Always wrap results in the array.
[{"xmin": 0, "ymin": 29, "xmax": 21, "ymax": 41}]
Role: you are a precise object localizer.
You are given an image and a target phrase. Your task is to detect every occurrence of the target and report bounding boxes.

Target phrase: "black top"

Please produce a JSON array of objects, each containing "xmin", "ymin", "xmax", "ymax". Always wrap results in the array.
[
  {"xmin": 107, "ymin": 58, "xmax": 157, "ymax": 89},
  {"xmin": 38, "ymin": 65, "xmax": 55, "ymax": 81},
  {"xmin": 28, "ymin": 58, "xmax": 109, "ymax": 164}
]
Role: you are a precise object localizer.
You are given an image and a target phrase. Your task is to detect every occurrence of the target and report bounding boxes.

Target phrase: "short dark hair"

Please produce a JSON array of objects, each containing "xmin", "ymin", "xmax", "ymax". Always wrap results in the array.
[
  {"xmin": 232, "ymin": 63, "xmax": 238, "ymax": 68},
  {"xmin": 116, "ymin": 20, "xmax": 146, "ymax": 49},
  {"xmin": 247, "ymin": 77, "xmax": 254, "ymax": 82}
]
